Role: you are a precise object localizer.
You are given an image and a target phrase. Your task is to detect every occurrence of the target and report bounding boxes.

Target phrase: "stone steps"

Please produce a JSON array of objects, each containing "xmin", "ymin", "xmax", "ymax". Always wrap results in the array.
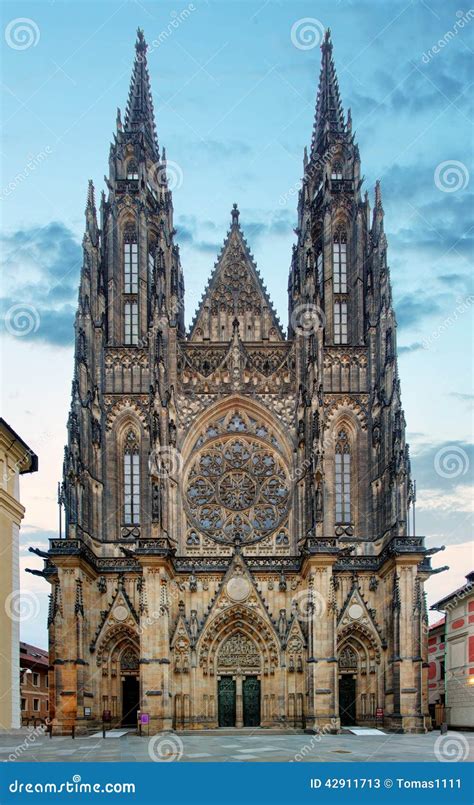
[{"xmin": 179, "ymin": 727, "xmax": 305, "ymax": 736}]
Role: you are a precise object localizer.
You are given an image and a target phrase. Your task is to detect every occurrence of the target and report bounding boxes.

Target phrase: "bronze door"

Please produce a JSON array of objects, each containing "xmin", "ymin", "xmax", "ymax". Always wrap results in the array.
[
  {"xmin": 243, "ymin": 676, "xmax": 260, "ymax": 727},
  {"xmin": 218, "ymin": 676, "xmax": 236, "ymax": 727}
]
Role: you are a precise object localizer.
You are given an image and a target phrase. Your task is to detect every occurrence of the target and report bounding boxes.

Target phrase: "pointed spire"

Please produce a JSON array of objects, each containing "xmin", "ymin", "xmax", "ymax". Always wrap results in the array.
[
  {"xmin": 124, "ymin": 28, "xmax": 159, "ymax": 157},
  {"xmin": 311, "ymin": 28, "xmax": 345, "ymax": 156}
]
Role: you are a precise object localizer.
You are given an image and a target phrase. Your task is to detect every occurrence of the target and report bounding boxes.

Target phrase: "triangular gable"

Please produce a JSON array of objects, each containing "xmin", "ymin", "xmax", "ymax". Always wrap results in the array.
[
  {"xmin": 337, "ymin": 582, "xmax": 383, "ymax": 641},
  {"xmin": 188, "ymin": 206, "xmax": 284, "ymax": 343},
  {"xmin": 90, "ymin": 577, "xmax": 139, "ymax": 652},
  {"xmin": 195, "ymin": 552, "xmax": 280, "ymax": 644}
]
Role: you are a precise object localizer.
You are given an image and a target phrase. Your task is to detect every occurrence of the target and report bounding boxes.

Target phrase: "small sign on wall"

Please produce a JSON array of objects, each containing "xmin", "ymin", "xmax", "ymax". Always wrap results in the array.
[
  {"xmin": 84, "ymin": 707, "xmax": 91, "ymax": 718},
  {"xmin": 140, "ymin": 713, "xmax": 150, "ymax": 725}
]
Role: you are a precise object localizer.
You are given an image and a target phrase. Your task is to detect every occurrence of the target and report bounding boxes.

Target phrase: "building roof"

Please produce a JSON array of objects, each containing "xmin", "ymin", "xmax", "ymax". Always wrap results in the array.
[
  {"xmin": 20, "ymin": 642, "xmax": 48, "ymax": 667},
  {"xmin": 0, "ymin": 418, "xmax": 38, "ymax": 473},
  {"xmin": 431, "ymin": 572, "xmax": 474, "ymax": 611},
  {"xmin": 429, "ymin": 616, "xmax": 445, "ymax": 631}
]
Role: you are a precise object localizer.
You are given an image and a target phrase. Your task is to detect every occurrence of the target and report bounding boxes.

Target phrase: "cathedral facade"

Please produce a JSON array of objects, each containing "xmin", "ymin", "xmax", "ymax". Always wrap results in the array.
[{"xmin": 41, "ymin": 29, "xmax": 439, "ymax": 734}]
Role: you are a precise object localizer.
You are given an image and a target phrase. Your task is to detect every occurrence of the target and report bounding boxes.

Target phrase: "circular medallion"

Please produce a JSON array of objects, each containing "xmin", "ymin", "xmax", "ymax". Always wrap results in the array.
[
  {"xmin": 226, "ymin": 576, "xmax": 251, "ymax": 602},
  {"xmin": 348, "ymin": 603, "xmax": 363, "ymax": 620},
  {"xmin": 113, "ymin": 604, "xmax": 128, "ymax": 622}
]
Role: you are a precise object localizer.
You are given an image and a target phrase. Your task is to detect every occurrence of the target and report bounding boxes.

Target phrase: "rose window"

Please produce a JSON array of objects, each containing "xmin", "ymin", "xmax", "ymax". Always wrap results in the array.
[{"xmin": 185, "ymin": 436, "xmax": 290, "ymax": 545}]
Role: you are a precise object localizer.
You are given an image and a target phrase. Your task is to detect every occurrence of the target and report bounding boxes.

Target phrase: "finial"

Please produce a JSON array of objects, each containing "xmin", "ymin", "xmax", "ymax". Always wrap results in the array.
[
  {"xmin": 303, "ymin": 145, "xmax": 308, "ymax": 170},
  {"xmin": 135, "ymin": 27, "xmax": 147, "ymax": 55},
  {"xmin": 347, "ymin": 107, "xmax": 352, "ymax": 132},
  {"xmin": 322, "ymin": 28, "xmax": 332, "ymax": 50},
  {"xmin": 232, "ymin": 317, "xmax": 240, "ymax": 333},
  {"xmin": 86, "ymin": 179, "xmax": 96, "ymax": 211},
  {"xmin": 116, "ymin": 107, "xmax": 122, "ymax": 132},
  {"xmin": 231, "ymin": 203, "xmax": 240, "ymax": 226}
]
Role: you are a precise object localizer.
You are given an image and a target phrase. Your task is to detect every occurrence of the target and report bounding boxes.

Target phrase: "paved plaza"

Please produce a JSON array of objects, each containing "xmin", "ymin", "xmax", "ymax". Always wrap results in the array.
[{"xmin": 0, "ymin": 728, "xmax": 473, "ymax": 763}]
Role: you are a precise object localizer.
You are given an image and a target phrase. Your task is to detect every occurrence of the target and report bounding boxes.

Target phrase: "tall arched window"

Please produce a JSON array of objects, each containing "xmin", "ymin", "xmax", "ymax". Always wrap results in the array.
[
  {"xmin": 331, "ymin": 162, "xmax": 343, "ymax": 180},
  {"xmin": 123, "ymin": 227, "xmax": 138, "ymax": 293},
  {"xmin": 333, "ymin": 230, "xmax": 347, "ymax": 293},
  {"xmin": 123, "ymin": 429, "xmax": 140, "ymax": 525},
  {"xmin": 335, "ymin": 430, "xmax": 351, "ymax": 524}
]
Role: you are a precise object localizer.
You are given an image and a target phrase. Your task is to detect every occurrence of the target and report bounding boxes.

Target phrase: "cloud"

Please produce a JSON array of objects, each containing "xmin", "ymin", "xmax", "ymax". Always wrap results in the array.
[
  {"xmin": 410, "ymin": 440, "xmax": 473, "ymax": 491},
  {"xmin": 395, "ymin": 295, "xmax": 442, "ymax": 329},
  {"xmin": 0, "ymin": 222, "xmax": 81, "ymax": 347},
  {"xmin": 398, "ymin": 341, "xmax": 425, "ymax": 355},
  {"xmin": 417, "ymin": 484, "xmax": 473, "ymax": 513},
  {"xmin": 449, "ymin": 392, "xmax": 474, "ymax": 405}
]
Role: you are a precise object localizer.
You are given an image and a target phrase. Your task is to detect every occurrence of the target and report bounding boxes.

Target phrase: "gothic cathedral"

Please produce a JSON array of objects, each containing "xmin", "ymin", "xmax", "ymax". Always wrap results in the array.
[{"xmin": 41, "ymin": 29, "xmax": 439, "ymax": 734}]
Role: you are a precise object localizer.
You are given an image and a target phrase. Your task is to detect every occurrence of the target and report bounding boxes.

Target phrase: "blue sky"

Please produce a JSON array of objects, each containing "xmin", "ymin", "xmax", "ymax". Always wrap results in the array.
[{"xmin": 1, "ymin": 0, "xmax": 473, "ymax": 644}]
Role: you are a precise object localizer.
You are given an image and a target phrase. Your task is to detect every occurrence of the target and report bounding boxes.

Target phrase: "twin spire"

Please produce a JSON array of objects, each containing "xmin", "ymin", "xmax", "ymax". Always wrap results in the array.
[
  {"xmin": 123, "ymin": 28, "xmax": 159, "ymax": 157},
  {"xmin": 122, "ymin": 27, "xmax": 345, "ymax": 164},
  {"xmin": 311, "ymin": 28, "xmax": 346, "ymax": 156}
]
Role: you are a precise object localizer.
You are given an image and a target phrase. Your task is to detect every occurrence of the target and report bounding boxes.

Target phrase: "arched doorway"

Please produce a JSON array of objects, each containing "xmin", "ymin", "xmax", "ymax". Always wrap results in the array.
[
  {"xmin": 120, "ymin": 648, "xmax": 139, "ymax": 727},
  {"xmin": 337, "ymin": 629, "xmax": 383, "ymax": 726},
  {"xmin": 338, "ymin": 646, "xmax": 358, "ymax": 726},
  {"xmin": 96, "ymin": 627, "xmax": 140, "ymax": 728},
  {"xmin": 216, "ymin": 632, "xmax": 262, "ymax": 728}
]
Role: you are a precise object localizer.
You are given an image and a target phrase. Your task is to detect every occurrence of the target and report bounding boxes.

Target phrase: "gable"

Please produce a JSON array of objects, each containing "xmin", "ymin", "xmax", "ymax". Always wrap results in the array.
[{"xmin": 188, "ymin": 209, "xmax": 284, "ymax": 343}]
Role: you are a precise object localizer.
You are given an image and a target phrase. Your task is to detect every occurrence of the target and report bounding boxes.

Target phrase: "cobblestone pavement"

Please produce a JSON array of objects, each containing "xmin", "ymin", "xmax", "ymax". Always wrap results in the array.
[{"xmin": 0, "ymin": 728, "xmax": 473, "ymax": 763}]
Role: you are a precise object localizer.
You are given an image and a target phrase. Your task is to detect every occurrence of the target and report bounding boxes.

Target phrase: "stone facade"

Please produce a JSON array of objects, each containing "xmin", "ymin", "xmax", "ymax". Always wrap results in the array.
[
  {"xmin": 0, "ymin": 419, "xmax": 37, "ymax": 730},
  {"xmin": 40, "ymin": 29, "xmax": 440, "ymax": 735},
  {"xmin": 432, "ymin": 573, "xmax": 474, "ymax": 729}
]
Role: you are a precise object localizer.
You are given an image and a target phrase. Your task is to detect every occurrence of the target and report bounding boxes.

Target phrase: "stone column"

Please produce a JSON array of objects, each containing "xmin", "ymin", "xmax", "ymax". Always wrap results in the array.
[
  {"xmin": 302, "ymin": 555, "xmax": 339, "ymax": 733},
  {"xmin": 138, "ymin": 558, "xmax": 174, "ymax": 734},
  {"xmin": 235, "ymin": 672, "xmax": 243, "ymax": 728}
]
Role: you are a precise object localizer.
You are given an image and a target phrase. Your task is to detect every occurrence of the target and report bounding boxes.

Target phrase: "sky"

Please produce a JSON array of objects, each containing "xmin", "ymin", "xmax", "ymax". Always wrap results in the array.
[{"xmin": 0, "ymin": 0, "xmax": 473, "ymax": 646}]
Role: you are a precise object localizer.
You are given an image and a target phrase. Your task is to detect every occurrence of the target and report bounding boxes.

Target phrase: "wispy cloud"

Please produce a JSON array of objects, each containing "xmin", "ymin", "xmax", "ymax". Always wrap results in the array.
[{"xmin": 0, "ymin": 222, "xmax": 80, "ymax": 346}]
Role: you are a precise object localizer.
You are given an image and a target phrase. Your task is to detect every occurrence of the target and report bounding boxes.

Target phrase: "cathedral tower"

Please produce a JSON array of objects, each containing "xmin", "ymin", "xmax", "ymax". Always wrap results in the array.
[{"xmin": 41, "ymin": 29, "xmax": 440, "ymax": 736}]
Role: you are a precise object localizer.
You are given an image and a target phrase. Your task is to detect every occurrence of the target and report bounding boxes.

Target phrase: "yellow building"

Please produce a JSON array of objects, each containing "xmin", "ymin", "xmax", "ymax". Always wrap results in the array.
[{"xmin": 0, "ymin": 419, "xmax": 38, "ymax": 729}]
